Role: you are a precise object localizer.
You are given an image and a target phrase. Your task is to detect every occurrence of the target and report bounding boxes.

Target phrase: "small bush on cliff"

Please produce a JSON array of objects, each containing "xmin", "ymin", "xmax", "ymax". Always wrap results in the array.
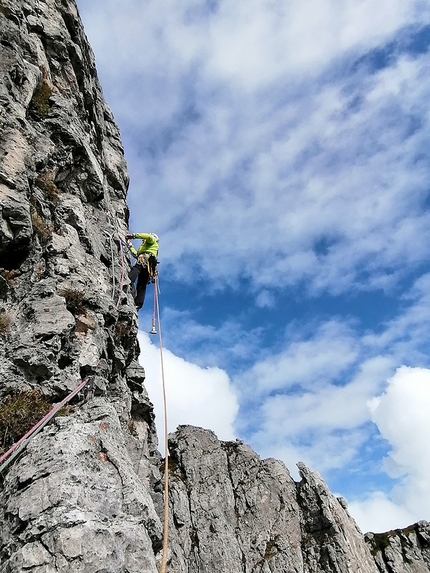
[
  {"xmin": 0, "ymin": 390, "xmax": 51, "ymax": 454},
  {"xmin": 35, "ymin": 171, "xmax": 59, "ymax": 205},
  {"xmin": 59, "ymin": 288, "xmax": 86, "ymax": 314},
  {"xmin": 32, "ymin": 261, "xmax": 47, "ymax": 281},
  {"xmin": 30, "ymin": 74, "xmax": 53, "ymax": 118},
  {"xmin": 0, "ymin": 268, "xmax": 21, "ymax": 286},
  {"xmin": 30, "ymin": 209, "xmax": 52, "ymax": 243}
]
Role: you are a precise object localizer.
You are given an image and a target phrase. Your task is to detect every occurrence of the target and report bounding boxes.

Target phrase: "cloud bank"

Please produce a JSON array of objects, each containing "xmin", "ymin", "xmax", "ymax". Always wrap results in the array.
[{"xmin": 138, "ymin": 331, "xmax": 239, "ymax": 449}]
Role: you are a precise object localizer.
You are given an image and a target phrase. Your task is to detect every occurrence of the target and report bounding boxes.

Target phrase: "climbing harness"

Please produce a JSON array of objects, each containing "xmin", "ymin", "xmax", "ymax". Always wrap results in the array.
[
  {"xmin": 136, "ymin": 252, "xmax": 159, "ymax": 280},
  {"xmin": 0, "ymin": 370, "xmax": 96, "ymax": 474},
  {"xmin": 137, "ymin": 253, "xmax": 149, "ymax": 266}
]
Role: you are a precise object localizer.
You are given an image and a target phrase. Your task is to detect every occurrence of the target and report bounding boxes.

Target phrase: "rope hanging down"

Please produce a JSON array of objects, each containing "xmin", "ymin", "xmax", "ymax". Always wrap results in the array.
[
  {"xmin": 153, "ymin": 276, "xmax": 170, "ymax": 573},
  {"xmin": 115, "ymin": 239, "xmax": 127, "ymax": 309},
  {"xmin": 1, "ymin": 233, "xmax": 171, "ymax": 569}
]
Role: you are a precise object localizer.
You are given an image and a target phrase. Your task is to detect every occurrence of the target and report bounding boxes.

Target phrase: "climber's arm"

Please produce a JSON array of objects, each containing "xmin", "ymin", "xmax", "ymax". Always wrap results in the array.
[
  {"xmin": 132, "ymin": 233, "xmax": 152, "ymax": 241},
  {"xmin": 125, "ymin": 234, "xmax": 138, "ymax": 258}
]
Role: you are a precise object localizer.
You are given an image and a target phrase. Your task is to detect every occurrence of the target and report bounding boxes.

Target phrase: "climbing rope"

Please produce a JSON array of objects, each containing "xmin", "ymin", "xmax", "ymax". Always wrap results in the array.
[
  {"xmin": 105, "ymin": 230, "xmax": 116, "ymax": 299},
  {"xmin": 154, "ymin": 276, "xmax": 170, "ymax": 573},
  {"xmin": 0, "ymin": 371, "xmax": 96, "ymax": 474},
  {"xmin": 104, "ymin": 206, "xmax": 128, "ymax": 309},
  {"xmin": 115, "ymin": 239, "xmax": 127, "ymax": 309}
]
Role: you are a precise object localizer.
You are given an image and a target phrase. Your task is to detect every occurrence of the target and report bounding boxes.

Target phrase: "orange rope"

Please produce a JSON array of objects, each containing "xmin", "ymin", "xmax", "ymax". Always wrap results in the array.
[{"xmin": 155, "ymin": 276, "xmax": 169, "ymax": 573}]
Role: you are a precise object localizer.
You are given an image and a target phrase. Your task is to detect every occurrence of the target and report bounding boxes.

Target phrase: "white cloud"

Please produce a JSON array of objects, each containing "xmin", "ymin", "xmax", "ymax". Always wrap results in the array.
[
  {"xmin": 78, "ymin": 0, "xmax": 430, "ymax": 92},
  {"xmin": 347, "ymin": 366, "xmax": 430, "ymax": 532},
  {"xmin": 370, "ymin": 367, "xmax": 430, "ymax": 510},
  {"xmin": 263, "ymin": 357, "xmax": 391, "ymax": 433},
  {"xmin": 255, "ymin": 290, "xmax": 275, "ymax": 308},
  {"xmin": 348, "ymin": 493, "xmax": 417, "ymax": 534},
  {"xmin": 266, "ymin": 429, "xmax": 368, "ymax": 480},
  {"xmin": 239, "ymin": 354, "xmax": 394, "ymax": 477},
  {"xmin": 362, "ymin": 273, "xmax": 430, "ymax": 363},
  {"xmin": 235, "ymin": 320, "xmax": 360, "ymax": 394},
  {"xmin": 204, "ymin": 0, "xmax": 428, "ymax": 87},
  {"xmin": 137, "ymin": 331, "xmax": 239, "ymax": 449},
  {"xmin": 154, "ymin": 307, "xmax": 263, "ymax": 369}
]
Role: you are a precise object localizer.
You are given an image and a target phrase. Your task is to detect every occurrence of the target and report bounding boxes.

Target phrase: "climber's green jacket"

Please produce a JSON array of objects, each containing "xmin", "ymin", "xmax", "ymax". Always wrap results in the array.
[{"xmin": 129, "ymin": 233, "xmax": 159, "ymax": 257}]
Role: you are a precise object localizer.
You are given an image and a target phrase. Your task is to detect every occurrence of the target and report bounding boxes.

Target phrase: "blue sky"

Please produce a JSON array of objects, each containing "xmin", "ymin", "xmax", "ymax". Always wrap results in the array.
[{"xmin": 76, "ymin": 0, "xmax": 430, "ymax": 533}]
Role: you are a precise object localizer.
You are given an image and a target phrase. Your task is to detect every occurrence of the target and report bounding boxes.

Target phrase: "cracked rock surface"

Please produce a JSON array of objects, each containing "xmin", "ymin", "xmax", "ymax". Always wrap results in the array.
[
  {"xmin": 366, "ymin": 524, "xmax": 430, "ymax": 573},
  {"xmin": 0, "ymin": 0, "xmax": 161, "ymax": 571},
  {"xmin": 165, "ymin": 426, "xmax": 381, "ymax": 573},
  {"xmin": 1, "ymin": 1, "xmax": 429, "ymax": 572}
]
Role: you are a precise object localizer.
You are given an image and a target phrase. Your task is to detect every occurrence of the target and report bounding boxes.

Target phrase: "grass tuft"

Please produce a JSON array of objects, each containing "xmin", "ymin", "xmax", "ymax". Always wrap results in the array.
[
  {"xmin": 0, "ymin": 268, "xmax": 21, "ymax": 286},
  {"xmin": 0, "ymin": 390, "xmax": 51, "ymax": 454},
  {"xmin": 30, "ymin": 209, "xmax": 52, "ymax": 243},
  {"xmin": 30, "ymin": 75, "xmax": 53, "ymax": 118},
  {"xmin": 35, "ymin": 172, "xmax": 59, "ymax": 205}
]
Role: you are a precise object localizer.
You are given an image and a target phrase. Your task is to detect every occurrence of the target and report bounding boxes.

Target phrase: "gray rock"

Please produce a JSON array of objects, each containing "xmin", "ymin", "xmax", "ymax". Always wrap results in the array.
[
  {"xmin": 165, "ymin": 425, "xmax": 304, "ymax": 573},
  {"xmin": 296, "ymin": 461, "xmax": 379, "ymax": 573},
  {"xmin": 0, "ymin": 1, "xmax": 159, "ymax": 570},
  {"xmin": 1, "ymin": 1, "xmax": 429, "ymax": 573},
  {"xmin": 1, "ymin": 400, "xmax": 162, "ymax": 573},
  {"xmin": 366, "ymin": 524, "xmax": 430, "ymax": 573}
]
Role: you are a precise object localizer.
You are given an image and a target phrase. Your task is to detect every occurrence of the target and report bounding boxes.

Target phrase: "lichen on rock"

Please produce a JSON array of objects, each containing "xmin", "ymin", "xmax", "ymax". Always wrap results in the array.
[{"xmin": 1, "ymin": 1, "xmax": 429, "ymax": 573}]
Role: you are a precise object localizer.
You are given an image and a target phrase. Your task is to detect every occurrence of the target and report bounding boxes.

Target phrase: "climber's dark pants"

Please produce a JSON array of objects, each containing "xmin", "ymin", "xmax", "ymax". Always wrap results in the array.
[{"xmin": 129, "ymin": 262, "xmax": 150, "ymax": 309}]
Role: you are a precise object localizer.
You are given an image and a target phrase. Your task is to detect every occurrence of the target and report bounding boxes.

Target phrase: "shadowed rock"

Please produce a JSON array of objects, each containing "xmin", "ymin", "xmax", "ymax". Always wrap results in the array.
[{"xmin": 0, "ymin": 1, "xmax": 429, "ymax": 572}]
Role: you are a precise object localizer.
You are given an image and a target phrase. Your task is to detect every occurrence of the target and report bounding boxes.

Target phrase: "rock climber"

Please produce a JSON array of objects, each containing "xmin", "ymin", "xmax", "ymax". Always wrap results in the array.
[{"xmin": 125, "ymin": 232, "xmax": 159, "ymax": 310}]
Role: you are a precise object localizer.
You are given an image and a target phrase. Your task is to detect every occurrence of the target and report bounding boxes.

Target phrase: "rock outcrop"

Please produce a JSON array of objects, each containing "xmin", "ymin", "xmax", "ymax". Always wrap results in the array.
[
  {"xmin": 366, "ymin": 525, "xmax": 430, "ymax": 573},
  {"xmin": 0, "ymin": 1, "xmax": 429, "ymax": 572},
  {"xmin": 0, "ymin": 0, "xmax": 162, "ymax": 569},
  {"xmin": 165, "ymin": 426, "xmax": 379, "ymax": 573}
]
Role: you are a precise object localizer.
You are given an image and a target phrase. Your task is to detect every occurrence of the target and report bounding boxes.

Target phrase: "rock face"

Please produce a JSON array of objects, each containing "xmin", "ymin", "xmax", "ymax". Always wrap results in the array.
[
  {"xmin": 166, "ymin": 427, "xmax": 379, "ymax": 573},
  {"xmin": 0, "ymin": 1, "xmax": 429, "ymax": 572},
  {"xmin": 366, "ymin": 525, "xmax": 430, "ymax": 573},
  {"xmin": 0, "ymin": 0, "xmax": 161, "ymax": 570}
]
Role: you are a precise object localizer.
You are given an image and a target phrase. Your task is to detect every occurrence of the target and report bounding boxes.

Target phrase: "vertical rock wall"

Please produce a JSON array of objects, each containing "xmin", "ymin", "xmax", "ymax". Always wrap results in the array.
[
  {"xmin": 0, "ymin": 1, "xmax": 429, "ymax": 573},
  {"xmin": 0, "ymin": 1, "xmax": 163, "ymax": 571},
  {"xmin": 165, "ymin": 426, "xmax": 380, "ymax": 573}
]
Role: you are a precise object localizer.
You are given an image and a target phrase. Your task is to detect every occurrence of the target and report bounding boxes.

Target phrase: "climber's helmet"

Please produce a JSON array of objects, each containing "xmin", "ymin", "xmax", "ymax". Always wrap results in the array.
[{"xmin": 150, "ymin": 233, "xmax": 159, "ymax": 242}]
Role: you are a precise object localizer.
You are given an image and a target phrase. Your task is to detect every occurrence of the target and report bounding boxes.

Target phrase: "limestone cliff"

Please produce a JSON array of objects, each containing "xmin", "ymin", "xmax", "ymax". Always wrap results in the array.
[
  {"xmin": 0, "ymin": 1, "xmax": 429, "ymax": 572},
  {"xmin": 0, "ymin": 0, "xmax": 162, "ymax": 569}
]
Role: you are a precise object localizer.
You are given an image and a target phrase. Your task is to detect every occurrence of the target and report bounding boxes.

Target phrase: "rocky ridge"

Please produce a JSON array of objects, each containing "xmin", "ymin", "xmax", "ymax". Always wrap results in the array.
[{"xmin": 0, "ymin": 1, "xmax": 429, "ymax": 572}]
